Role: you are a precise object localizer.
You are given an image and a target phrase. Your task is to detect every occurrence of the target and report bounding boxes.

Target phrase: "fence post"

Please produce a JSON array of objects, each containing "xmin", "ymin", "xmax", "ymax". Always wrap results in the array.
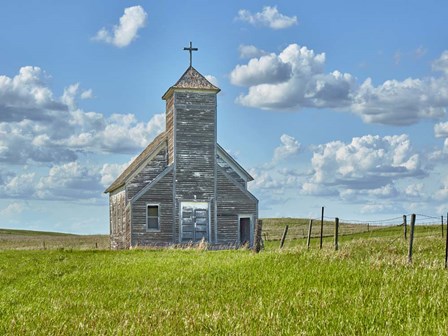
[
  {"xmin": 280, "ymin": 225, "xmax": 289, "ymax": 249},
  {"xmin": 253, "ymin": 219, "xmax": 263, "ymax": 253},
  {"xmin": 307, "ymin": 219, "xmax": 313, "ymax": 250},
  {"xmin": 320, "ymin": 207, "xmax": 324, "ymax": 249},
  {"xmin": 367, "ymin": 223, "xmax": 370, "ymax": 232},
  {"xmin": 334, "ymin": 217, "xmax": 339, "ymax": 251},
  {"xmin": 445, "ymin": 212, "xmax": 448, "ymax": 269},
  {"xmin": 403, "ymin": 215, "xmax": 407, "ymax": 240},
  {"xmin": 442, "ymin": 215, "xmax": 444, "ymax": 238},
  {"xmin": 408, "ymin": 214, "xmax": 416, "ymax": 264}
]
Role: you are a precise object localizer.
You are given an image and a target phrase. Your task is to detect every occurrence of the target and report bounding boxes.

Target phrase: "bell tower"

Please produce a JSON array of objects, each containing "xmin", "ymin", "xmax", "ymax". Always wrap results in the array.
[{"xmin": 161, "ymin": 43, "xmax": 221, "ymax": 243}]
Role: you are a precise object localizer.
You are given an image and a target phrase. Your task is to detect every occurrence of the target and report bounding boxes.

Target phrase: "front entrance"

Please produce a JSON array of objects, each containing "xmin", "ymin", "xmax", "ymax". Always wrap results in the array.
[
  {"xmin": 180, "ymin": 202, "xmax": 209, "ymax": 242},
  {"xmin": 239, "ymin": 217, "xmax": 251, "ymax": 245}
]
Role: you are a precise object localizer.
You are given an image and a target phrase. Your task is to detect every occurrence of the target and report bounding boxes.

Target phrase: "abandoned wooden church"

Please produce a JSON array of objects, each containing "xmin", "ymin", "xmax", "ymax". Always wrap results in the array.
[{"xmin": 105, "ymin": 44, "xmax": 258, "ymax": 249}]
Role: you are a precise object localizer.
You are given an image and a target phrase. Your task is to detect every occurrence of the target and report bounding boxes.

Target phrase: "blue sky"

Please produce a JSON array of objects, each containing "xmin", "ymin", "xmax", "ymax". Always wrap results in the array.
[{"xmin": 1, "ymin": 1, "xmax": 448, "ymax": 233}]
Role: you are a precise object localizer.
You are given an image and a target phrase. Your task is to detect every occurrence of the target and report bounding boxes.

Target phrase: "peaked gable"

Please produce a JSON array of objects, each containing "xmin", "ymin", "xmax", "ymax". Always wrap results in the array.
[
  {"xmin": 217, "ymin": 144, "xmax": 254, "ymax": 182},
  {"xmin": 162, "ymin": 66, "xmax": 220, "ymax": 100},
  {"xmin": 105, "ymin": 132, "xmax": 167, "ymax": 193}
]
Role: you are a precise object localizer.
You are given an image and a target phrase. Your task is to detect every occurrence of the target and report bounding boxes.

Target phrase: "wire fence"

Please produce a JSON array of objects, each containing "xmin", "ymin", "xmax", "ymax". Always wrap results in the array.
[{"xmin": 262, "ymin": 212, "xmax": 445, "ymax": 241}]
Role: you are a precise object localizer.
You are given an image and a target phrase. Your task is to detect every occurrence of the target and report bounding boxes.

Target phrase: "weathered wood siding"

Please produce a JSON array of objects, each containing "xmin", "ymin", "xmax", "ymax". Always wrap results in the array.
[
  {"xmin": 165, "ymin": 94, "xmax": 175, "ymax": 165},
  {"xmin": 131, "ymin": 170, "xmax": 174, "ymax": 246},
  {"xmin": 173, "ymin": 91, "xmax": 217, "ymax": 242},
  {"xmin": 109, "ymin": 189, "xmax": 128, "ymax": 249},
  {"xmin": 216, "ymin": 168, "xmax": 257, "ymax": 244},
  {"xmin": 127, "ymin": 147, "xmax": 167, "ymax": 202},
  {"xmin": 217, "ymin": 154, "xmax": 246, "ymax": 187}
]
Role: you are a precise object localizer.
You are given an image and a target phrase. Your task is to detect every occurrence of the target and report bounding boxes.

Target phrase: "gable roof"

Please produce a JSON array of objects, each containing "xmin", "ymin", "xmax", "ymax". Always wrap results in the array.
[
  {"xmin": 104, "ymin": 132, "xmax": 167, "ymax": 193},
  {"xmin": 217, "ymin": 144, "xmax": 254, "ymax": 182},
  {"xmin": 162, "ymin": 66, "xmax": 220, "ymax": 100}
]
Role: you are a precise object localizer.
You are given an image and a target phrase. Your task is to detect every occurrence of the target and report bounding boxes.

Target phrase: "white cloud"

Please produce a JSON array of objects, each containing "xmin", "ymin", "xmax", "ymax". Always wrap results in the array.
[
  {"xmin": 435, "ymin": 121, "xmax": 448, "ymax": 138},
  {"xmin": 100, "ymin": 162, "xmax": 129, "ymax": 188},
  {"xmin": 236, "ymin": 6, "xmax": 298, "ymax": 29},
  {"xmin": 432, "ymin": 50, "xmax": 448, "ymax": 75},
  {"xmin": 232, "ymin": 47, "xmax": 448, "ymax": 125},
  {"xmin": 205, "ymin": 75, "xmax": 219, "ymax": 87},
  {"xmin": 230, "ymin": 53, "xmax": 293, "ymax": 87},
  {"xmin": 0, "ymin": 67, "xmax": 165, "ymax": 164},
  {"xmin": 80, "ymin": 89, "xmax": 93, "ymax": 100},
  {"xmin": 93, "ymin": 6, "xmax": 147, "ymax": 48},
  {"xmin": 35, "ymin": 162, "xmax": 103, "ymax": 201},
  {"xmin": 0, "ymin": 202, "xmax": 25, "ymax": 216},
  {"xmin": 232, "ymin": 44, "xmax": 355, "ymax": 110},
  {"xmin": 238, "ymin": 45, "xmax": 266, "ymax": 59},
  {"xmin": 302, "ymin": 134, "xmax": 424, "ymax": 198},
  {"xmin": 352, "ymin": 77, "xmax": 447, "ymax": 125},
  {"xmin": 273, "ymin": 134, "xmax": 300, "ymax": 162},
  {"xmin": 0, "ymin": 172, "xmax": 36, "ymax": 198},
  {"xmin": 435, "ymin": 175, "xmax": 448, "ymax": 200}
]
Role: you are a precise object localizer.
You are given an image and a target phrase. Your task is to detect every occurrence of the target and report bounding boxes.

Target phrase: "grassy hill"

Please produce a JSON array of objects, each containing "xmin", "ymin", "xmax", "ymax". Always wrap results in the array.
[
  {"xmin": 0, "ymin": 221, "xmax": 447, "ymax": 334},
  {"xmin": 0, "ymin": 228, "xmax": 109, "ymax": 250}
]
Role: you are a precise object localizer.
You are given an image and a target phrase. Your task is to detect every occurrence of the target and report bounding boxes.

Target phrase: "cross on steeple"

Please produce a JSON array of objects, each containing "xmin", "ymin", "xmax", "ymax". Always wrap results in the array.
[{"xmin": 183, "ymin": 41, "xmax": 198, "ymax": 67}]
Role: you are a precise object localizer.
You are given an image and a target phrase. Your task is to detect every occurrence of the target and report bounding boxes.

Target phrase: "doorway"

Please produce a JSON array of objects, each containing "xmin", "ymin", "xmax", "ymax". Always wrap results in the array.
[{"xmin": 239, "ymin": 217, "xmax": 251, "ymax": 245}]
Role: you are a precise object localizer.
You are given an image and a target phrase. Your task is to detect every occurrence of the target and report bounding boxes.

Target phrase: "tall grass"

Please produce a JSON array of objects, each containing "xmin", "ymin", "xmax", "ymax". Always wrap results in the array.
[{"xmin": 1, "ymin": 225, "xmax": 447, "ymax": 335}]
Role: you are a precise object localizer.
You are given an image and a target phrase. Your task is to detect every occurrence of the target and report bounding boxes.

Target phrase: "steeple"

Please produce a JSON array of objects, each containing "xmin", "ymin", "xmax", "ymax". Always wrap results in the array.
[{"xmin": 162, "ymin": 66, "xmax": 220, "ymax": 100}]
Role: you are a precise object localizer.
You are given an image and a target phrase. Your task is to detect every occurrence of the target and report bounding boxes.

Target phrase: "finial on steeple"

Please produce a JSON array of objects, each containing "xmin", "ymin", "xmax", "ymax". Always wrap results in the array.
[{"xmin": 183, "ymin": 41, "xmax": 198, "ymax": 67}]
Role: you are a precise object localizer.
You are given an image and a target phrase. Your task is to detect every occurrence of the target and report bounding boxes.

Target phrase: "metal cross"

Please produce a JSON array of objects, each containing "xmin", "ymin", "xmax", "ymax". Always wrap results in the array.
[{"xmin": 183, "ymin": 41, "xmax": 198, "ymax": 67}]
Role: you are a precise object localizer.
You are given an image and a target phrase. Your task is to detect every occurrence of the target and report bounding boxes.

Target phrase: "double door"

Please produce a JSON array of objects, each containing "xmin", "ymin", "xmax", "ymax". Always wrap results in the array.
[{"xmin": 181, "ymin": 202, "xmax": 209, "ymax": 242}]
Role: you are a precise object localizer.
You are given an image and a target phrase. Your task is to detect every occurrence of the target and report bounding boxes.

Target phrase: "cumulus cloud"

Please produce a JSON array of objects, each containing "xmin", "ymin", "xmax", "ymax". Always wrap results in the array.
[
  {"xmin": 93, "ymin": 6, "xmax": 147, "ymax": 48},
  {"xmin": 236, "ymin": 6, "xmax": 298, "ymax": 29},
  {"xmin": 273, "ymin": 134, "xmax": 300, "ymax": 162},
  {"xmin": 238, "ymin": 45, "xmax": 267, "ymax": 59},
  {"xmin": 232, "ymin": 46, "xmax": 448, "ymax": 125},
  {"xmin": 434, "ymin": 121, "xmax": 448, "ymax": 138},
  {"xmin": 352, "ymin": 76, "xmax": 447, "ymax": 125},
  {"xmin": 230, "ymin": 53, "xmax": 293, "ymax": 87},
  {"xmin": 35, "ymin": 162, "xmax": 104, "ymax": 201},
  {"xmin": 0, "ymin": 66, "xmax": 165, "ymax": 165},
  {"xmin": 302, "ymin": 134, "xmax": 424, "ymax": 199},
  {"xmin": 232, "ymin": 44, "xmax": 355, "ymax": 110}
]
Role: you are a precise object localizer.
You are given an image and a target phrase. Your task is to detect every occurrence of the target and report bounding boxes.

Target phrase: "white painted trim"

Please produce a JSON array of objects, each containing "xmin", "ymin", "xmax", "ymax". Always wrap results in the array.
[{"xmin": 238, "ymin": 214, "xmax": 254, "ymax": 246}]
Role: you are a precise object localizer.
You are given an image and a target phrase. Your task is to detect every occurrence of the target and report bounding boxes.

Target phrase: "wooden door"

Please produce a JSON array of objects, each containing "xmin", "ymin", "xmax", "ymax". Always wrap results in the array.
[{"xmin": 181, "ymin": 202, "xmax": 209, "ymax": 242}]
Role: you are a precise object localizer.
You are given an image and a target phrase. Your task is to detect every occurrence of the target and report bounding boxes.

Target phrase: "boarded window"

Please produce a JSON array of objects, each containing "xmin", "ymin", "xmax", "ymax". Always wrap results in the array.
[{"xmin": 147, "ymin": 205, "xmax": 159, "ymax": 230}]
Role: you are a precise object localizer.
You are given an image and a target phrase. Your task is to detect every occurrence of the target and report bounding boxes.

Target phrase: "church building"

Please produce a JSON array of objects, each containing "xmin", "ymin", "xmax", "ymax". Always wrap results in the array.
[{"xmin": 105, "ymin": 44, "xmax": 258, "ymax": 249}]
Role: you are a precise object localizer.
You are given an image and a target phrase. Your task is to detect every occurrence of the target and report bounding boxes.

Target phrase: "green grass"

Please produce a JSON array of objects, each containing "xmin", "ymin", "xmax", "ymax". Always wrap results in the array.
[{"xmin": 0, "ymin": 223, "xmax": 447, "ymax": 335}]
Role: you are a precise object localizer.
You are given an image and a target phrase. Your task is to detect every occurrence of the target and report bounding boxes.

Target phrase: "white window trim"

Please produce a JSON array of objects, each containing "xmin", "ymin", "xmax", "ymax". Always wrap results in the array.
[
  {"xmin": 238, "ymin": 214, "xmax": 253, "ymax": 246},
  {"xmin": 146, "ymin": 203, "xmax": 161, "ymax": 232}
]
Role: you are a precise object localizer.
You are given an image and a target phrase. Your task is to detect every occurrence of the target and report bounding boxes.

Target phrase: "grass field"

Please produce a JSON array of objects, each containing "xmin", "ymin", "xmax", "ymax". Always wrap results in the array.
[{"xmin": 0, "ymin": 222, "xmax": 447, "ymax": 335}]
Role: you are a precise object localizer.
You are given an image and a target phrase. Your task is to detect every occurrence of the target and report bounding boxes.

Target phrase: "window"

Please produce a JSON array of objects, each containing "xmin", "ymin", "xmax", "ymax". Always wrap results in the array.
[{"xmin": 147, "ymin": 204, "xmax": 160, "ymax": 230}]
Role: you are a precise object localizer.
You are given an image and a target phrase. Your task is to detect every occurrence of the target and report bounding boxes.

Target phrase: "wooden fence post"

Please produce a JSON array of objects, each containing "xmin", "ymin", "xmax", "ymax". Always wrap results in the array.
[
  {"xmin": 307, "ymin": 219, "xmax": 313, "ymax": 250},
  {"xmin": 253, "ymin": 219, "xmax": 263, "ymax": 253},
  {"xmin": 320, "ymin": 207, "xmax": 324, "ymax": 249},
  {"xmin": 403, "ymin": 215, "xmax": 407, "ymax": 240},
  {"xmin": 445, "ymin": 212, "xmax": 448, "ymax": 269},
  {"xmin": 442, "ymin": 215, "xmax": 444, "ymax": 238},
  {"xmin": 280, "ymin": 225, "xmax": 289, "ymax": 249},
  {"xmin": 408, "ymin": 214, "xmax": 416, "ymax": 264},
  {"xmin": 334, "ymin": 217, "xmax": 339, "ymax": 251}
]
